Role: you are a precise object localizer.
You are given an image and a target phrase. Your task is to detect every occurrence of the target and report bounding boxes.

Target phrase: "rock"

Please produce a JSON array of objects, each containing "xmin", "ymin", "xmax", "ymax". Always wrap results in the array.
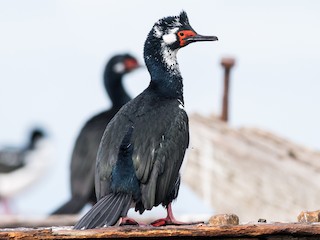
[
  {"xmin": 297, "ymin": 210, "xmax": 320, "ymax": 223},
  {"xmin": 208, "ymin": 214, "xmax": 239, "ymax": 226}
]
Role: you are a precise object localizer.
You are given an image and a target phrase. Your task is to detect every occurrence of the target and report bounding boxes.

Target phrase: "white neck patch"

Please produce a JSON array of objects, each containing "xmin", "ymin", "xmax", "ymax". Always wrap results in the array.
[
  {"xmin": 161, "ymin": 46, "xmax": 179, "ymax": 74},
  {"xmin": 151, "ymin": 26, "xmax": 180, "ymax": 75},
  {"xmin": 161, "ymin": 27, "xmax": 180, "ymax": 74}
]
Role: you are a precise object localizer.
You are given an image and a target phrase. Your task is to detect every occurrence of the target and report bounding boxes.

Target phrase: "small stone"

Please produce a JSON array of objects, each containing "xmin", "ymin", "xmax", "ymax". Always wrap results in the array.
[
  {"xmin": 208, "ymin": 214, "xmax": 239, "ymax": 226},
  {"xmin": 297, "ymin": 210, "xmax": 320, "ymax": 223}
]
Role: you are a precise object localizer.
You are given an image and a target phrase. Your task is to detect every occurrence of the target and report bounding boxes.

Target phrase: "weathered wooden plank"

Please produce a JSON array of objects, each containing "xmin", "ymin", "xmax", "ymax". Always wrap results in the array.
[
  {"xmin": 1, "ymin": 223, "xmax": 320, "ymax": 239},
  {"xmin": 0, "ymin": 215, "xmax": 79, "ymax": 228}
]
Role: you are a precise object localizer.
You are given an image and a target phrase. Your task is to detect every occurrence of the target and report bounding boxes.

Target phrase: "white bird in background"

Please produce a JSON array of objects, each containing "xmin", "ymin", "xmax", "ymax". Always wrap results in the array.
[{"xmin": 0, "ymin": 128, "xmax": 53, "ymax": 214}]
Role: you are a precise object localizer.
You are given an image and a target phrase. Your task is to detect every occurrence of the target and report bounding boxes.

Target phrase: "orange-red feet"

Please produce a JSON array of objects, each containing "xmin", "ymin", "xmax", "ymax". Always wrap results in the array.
[
  {"xmin": 119, "ymin": 217, "xmax": 147, "ymax": 226},
  {"xmin": 150, "ymin": 203, "xmax": 204, "ymax": 227}
]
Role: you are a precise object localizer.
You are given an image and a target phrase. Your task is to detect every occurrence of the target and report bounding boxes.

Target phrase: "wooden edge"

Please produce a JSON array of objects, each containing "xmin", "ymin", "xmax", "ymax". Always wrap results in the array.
[{"xmin": 1, "ymin": 223, "xmax": 320, "ymax": 239}]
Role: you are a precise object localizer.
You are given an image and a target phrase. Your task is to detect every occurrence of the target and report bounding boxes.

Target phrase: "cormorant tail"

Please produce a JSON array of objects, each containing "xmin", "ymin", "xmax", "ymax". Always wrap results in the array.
[
  {"xmin": 74, "ymin": 193, "xmax": 132, "ymax": 229},
  {"xmin": 74, "ymin": 126, "xmax": 135, "ymax": 229}
]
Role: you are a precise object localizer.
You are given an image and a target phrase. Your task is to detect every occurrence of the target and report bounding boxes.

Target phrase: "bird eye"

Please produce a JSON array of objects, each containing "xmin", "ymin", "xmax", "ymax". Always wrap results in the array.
[{"xmin": 179, "ymin": 32, "xmax": 184, "ymax": 37}]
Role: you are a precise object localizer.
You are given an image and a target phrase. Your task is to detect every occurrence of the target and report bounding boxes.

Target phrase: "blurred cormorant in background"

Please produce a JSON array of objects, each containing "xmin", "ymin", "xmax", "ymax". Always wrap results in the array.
[
  {"xmin": 52, "ymin": 54, "xmax": 140, "ymax": 214},
  {"xmin": 0, "ymin": 128, "xmax": 50, "ymax": 214},
  {"xmin": 0, "ymin": 129, "xmax": 44, "ymax": 173}
]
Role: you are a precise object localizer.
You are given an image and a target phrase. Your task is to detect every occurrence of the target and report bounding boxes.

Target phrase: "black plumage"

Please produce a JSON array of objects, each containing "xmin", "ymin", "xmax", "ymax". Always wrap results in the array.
[
  {"xmin": 75, "ymin": 126, "xmax": 137, "ymax": 228},
  {"xmin": 52, "ymin": 54, "xmax": 140, "ymax": 215},
  {"xmin": 74, "ymin": 11, "xmax": 217, "ymax": 229}
]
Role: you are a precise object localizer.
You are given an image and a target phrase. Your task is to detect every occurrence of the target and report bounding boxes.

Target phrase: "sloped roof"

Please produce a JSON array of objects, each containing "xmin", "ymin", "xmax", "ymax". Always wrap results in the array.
[{"xmin": 183, "ymin": 113, "xmax": 320, "ymax": 222}]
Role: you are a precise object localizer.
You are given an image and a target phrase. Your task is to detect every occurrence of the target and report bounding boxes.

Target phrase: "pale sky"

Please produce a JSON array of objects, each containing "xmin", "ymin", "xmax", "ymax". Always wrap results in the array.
[{"xmin": 0, "ymin": 0, "xmax": 319, "ymax": 216}]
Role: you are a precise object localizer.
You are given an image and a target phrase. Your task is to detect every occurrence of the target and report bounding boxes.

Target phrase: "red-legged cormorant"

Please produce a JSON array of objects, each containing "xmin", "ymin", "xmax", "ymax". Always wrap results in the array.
[
  {"xmin": 51, "ymin": 54, "xmax": 140, "ymax": 214},
  {"xmin": 74, "ymin": 11, "xmax": 218, "ymax": 229}
]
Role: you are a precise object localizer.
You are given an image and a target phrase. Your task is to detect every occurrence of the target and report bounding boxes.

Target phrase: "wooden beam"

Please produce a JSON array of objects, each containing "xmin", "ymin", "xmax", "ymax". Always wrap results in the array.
[
  {"xmin": 0, "ymin": 215, "xmax": 78, "ymax": 228},
  {"xmin": 1, "ymin": 223, "xmax": 320, "ymax": 239}
]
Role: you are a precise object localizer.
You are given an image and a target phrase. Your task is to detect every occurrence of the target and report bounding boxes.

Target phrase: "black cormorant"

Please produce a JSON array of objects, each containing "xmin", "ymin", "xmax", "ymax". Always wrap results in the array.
[
  {"xmin": 52, "ymin": 54, "xmax": 140, "ymax": 214},
  {"xmin": 74, "ymin": 11, "xmax": 217, "ymax": 229}
]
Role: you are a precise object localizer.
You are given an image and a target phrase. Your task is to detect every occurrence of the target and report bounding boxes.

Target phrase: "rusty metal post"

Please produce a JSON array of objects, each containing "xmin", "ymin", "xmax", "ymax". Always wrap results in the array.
[{"xmin": 220, "ymin": 58, "xmax": 235, "ymax": 122}]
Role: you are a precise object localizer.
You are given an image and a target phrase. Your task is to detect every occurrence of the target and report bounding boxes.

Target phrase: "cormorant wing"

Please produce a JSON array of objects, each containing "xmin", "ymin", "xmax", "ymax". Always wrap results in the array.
[
  {"xmin": 0, "ymin": 148, "xmax": 25, "ymax": 173},
  {"xmin": 96, "ymin": 94, "xmax": 189, "ymax": 210}
]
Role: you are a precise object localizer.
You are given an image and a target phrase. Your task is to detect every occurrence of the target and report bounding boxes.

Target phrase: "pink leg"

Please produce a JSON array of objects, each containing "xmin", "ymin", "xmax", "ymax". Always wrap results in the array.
[
  {"xmin": 119, "ymin": 217, "xmax": 147, "ymax": 226},
  {"xmin": 150, "ymin": 203, "xmax": 204, "ymax": 227}
]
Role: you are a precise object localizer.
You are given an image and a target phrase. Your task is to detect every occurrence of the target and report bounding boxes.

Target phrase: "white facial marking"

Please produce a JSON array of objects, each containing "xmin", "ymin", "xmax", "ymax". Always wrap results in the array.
[
  {"xmin": 159, "ymin": 27, "xmax": 180, "ymax": 74},
  {"xmin": 113, "ymin": 62, "xmax": 125, "ymax": 73},
  {"xmin": 162, "ymin": 33, "xmax": 177, "ymax": 44},
  {"xmin": 162, "ymin": 27, "xmax": 179, "ymax": 44}
]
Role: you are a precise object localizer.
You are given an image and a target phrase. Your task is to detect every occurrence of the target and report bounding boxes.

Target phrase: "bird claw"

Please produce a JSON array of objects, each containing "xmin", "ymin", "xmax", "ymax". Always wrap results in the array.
[
  {"xmin": 150, "ymin": 203, "xmax": 204, "ymax": 227},
  {"xmin": 150, "ymin": 217, "xmax": 204, "ymax": 227},
  {"xmin": 119, "ymin": 217, "xmax": 147, "ymax": 226},
  {"xmin": 150, "ymin": 219, "xmax": 167, "ymax": 227},
  {"xmin": 119, "ymin": 217, "xmax": 139, "ymax": 226}
]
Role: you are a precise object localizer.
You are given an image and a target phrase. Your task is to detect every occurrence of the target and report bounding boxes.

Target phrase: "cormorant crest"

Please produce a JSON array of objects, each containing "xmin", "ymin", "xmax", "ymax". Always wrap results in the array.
[
  {"xmin": 153, "ymin": 11, "xmax": 190, "ymax": 38},
  {"xmin": 179, "ymin": 11, "xmax": 190, "ymax": 25}
]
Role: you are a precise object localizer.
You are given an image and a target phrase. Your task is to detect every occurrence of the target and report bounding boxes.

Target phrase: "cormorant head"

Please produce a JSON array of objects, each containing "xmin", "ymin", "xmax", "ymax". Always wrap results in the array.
[
  {"xmin": 29, "ymin": 128, "xmax": 45, "ymax": 149},
  {"xmin": 150, "ymin": 11, "xmax": 218, "ymax": 51},
  {"xmin": 103, "ymin": 53, "xmax": 141, "ymax": 107},
  {"xmin": 30, "ymin": 128, "xmax": 45, "ymax": 142},
  {"xmin": 105, "ymin": 54, "xmax": 140, "ymax": 76},
  {"xmin": 144, "ymin": 11, "xmax": 218, "ymax": 81}
]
